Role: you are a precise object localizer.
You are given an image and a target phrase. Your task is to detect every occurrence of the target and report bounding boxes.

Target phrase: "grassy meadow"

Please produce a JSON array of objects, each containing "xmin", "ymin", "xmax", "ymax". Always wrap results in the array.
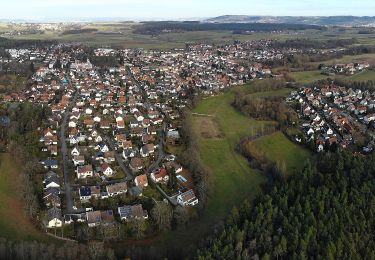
[
  {"xmin": 0, "ymin": 153, "xmax": 50, "ymax": 241},
  {"xmin": 245, "ymin": 131, "xmax": 312, "ymax": 174},
  {"xmin": 158, "ymin": 84, "xmax": 311, "ymax": 256}
]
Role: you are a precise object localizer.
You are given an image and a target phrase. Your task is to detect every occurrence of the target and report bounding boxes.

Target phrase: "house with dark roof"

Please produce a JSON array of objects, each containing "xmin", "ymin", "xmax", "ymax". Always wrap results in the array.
[
  {"xmin": 118, "ymin": 204, "xmax": 148, "ymax": 221},
  {"xmin": 45, "ymin": 207, "xmax": 63, "ymax": 228},
  {"xmin": 106, "ymin": 182, "xmax": 127, "ymax": 197},
  {"xmin": 79, "ymin": 186, "xmax": 92, "ymax": 201},
  {"xmin": 177, "ymin": 189, "xmax": 198, "ymax": 206},
  {"xmin": 41, "ymin": 159, "xmax": 59, "ymax": 169}
]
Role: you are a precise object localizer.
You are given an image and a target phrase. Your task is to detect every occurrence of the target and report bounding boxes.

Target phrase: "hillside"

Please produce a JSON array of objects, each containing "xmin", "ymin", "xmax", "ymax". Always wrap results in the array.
[
  {"xmin": 197, "ymin": 152, "xmax": 375, "ymax": 259},
  {"xmin": 205, "ymin": 15, "xmax": 375, "ymax": 26}
]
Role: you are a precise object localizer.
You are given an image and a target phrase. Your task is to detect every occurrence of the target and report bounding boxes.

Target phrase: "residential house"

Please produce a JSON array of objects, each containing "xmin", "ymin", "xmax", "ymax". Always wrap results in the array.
[
  {"xmin": 71, "ymin": 147, "xmax": 80, "ymax": 156},
  {"xmin": 73, "ymin": 155, "xmax": 85, "ymax": 166},
  {"xmin": 118, "ymin": 204, "xmax": 148, "ymax": 221},
  {"xmin": 106, "ymin": 182, "xmax": 127, "ymax": 197},
  {"xmin": 101, "ymin": 163, "xmax": 114, "ymax": 177},
  {"xmin": 45, "ymin": 207, "xmax": 63, "ymax": 228},
  {"xmin": 130, "ymin": 157, "xmax": 143, "ymax": 172},
  {"xmin": 79, "ymin": 186, "xmax": 92, "ymax": 201},
  {"xmin": 77, "ymin": 165, "xmax": 94, "ymax": 179},
  {"xmin": 134, "ymin": 174, "xmax": 148, "ymax": 188},
  {"xmin": 86, "ymin": 211, "xmax": 101, "ymax": 227},
  {"xmin": 166, "ymin": 130, "xmax": 180, "ymax": 145},
  {"xmin": 177, "ymin": 189, "xmax": 198, "ymax": 206},
  {"xmin": 41, "ymin": 159, "xmax": 59, "ymax": 169},
  {"xmin": 140, "ymin": 144, "xmax": 155, "ymax": 157},
  {"xmin": 151, "ymin": 168, "xmax": 169, "ymax": 183}
]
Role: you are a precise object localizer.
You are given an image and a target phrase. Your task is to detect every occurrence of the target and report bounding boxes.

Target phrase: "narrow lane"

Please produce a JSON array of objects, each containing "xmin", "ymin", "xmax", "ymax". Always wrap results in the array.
[
  {"xmin": 61, "ymin": 89, "xmax": 79, "ymax": 213},
  {"xmin": 103, "ymin": 135, "xmax": 134, "ymax": 181}
]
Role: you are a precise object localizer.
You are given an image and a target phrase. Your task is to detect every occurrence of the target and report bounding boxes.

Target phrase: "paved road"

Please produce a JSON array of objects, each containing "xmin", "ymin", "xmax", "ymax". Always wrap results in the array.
[
  {"xmin": 127, "ymin": 66, "xmax": 166, "ymax": 173},
  {"xmin": 126, "ymin": 66, "xmax": 178, "ymax": 205},
  {"xmin": 148, "ymin": 122, "xmax": 166, "ymax": 173},
  {"xmin": 103, "ymin": 135, "xmax": 134, "ymax": 181},
  {"xmin": 60, "ymin": 90, "xmax": 79, "ymax": 214}
]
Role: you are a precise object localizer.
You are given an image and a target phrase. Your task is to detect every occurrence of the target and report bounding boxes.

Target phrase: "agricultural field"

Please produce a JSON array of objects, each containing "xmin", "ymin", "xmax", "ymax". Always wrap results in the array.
[
  {"xmin": 291, "ymin": 68, "xmax": 375, "ymax": 84},
  {"xmin": 3, "ymin": 22, "xmax": 375, "ymax": 50},
  {"xmin": 0, "ymin": 153, "xmax": 50, "ymax": 241},
  {"xmin": 310, "ymin": 53, "xmax": 375, "ymax": 67}
]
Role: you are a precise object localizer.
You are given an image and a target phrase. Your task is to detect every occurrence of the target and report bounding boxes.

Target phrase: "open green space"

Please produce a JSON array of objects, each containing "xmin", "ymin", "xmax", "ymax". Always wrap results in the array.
[
  {"xmin": 248, "ymin": 131, "xmax": 312, "ymax": 173},
  {"xmin": 190, "ymin": 86, "xmax": 310, "ymax": 221},
  {"xmin": 291, "ymin": 69, "xmax": 375, "ymax": 84},
  {"xmin": 310, "ymin": 53, "xmax": 375, "ymax": 66},
  {"xmin": 291, "ymin": 70, "xmax": 330, "ymax": 84},
  {"xmin": 160, "ymin": 85, "xmax": 310, "ymax": 255},
  {"xmin": 0, "ymin": 153, "xmax": 50, "ymax": 241},
  {"xmin": 349, "ymin": 70, "xmax": 375, "ymax": 81},
  {"xmin": 245, "ymin": 87, "xmax": 294, "ymax": 97}
]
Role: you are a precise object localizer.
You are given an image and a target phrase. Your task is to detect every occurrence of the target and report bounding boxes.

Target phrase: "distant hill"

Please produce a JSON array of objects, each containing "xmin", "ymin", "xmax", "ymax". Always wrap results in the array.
[{"xmin": 205, "ymin": 15, "xmax": 375, "ymax": 26}]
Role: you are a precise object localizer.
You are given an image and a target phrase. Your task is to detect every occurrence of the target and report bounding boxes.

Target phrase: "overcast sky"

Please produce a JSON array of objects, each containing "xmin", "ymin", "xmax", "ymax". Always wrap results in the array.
[{"xmin": 2, "ymin": 0, "xmax": 375, "ymax": 20}]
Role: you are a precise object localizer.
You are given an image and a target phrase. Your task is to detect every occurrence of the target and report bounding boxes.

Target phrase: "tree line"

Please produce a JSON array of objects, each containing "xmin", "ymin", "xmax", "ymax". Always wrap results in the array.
[
  {"xmin": 134, "ymin": 22, "xmax": 325, "ymax": 35},
  {"xmin": 179, "ymin": 111, "xmax": 213, "ymax": 208},
  {"xmin": 0, "ymin": 102, "xmax": 52, "ymax": 222},
  {"xmin": 232, "ymin": 81, "xmax": 297, "ymax": 127},
  {"xmin": 0, "ymin": 238, "xmax": 116, "ymax": 260}
]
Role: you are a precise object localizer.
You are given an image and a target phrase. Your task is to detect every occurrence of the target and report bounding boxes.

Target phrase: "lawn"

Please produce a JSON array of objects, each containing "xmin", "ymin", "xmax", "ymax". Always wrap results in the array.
[
  {"xmin": 247, "ymin": 131, "xmax": 312, "ymax": 174},
  {"xmin": 0, "ymin": 153, "xmax": 50, "ymax": 241}
]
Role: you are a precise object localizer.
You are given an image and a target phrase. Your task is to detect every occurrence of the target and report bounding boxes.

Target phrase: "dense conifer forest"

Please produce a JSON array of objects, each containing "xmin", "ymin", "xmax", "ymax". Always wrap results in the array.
[{"xmin": 197, "ymin": 151, "xmax": 375, "ymax": 259}]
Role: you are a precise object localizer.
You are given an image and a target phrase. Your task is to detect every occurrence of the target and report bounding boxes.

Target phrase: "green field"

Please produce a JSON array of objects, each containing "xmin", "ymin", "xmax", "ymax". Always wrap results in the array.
[
  {"xmin": 3, "ymin": 22, "xmax": 375, "ymax": 50},
  {"xmin": 159, "ymin": 85, "xmax": 311, "ymax": 256},
  {"xmin": 4, "ymin": 23, "xmax": 289, "ymax": 50},
  {"xmin": 291, "ymin": 70, "xmax": 330, "ymax": 84},
  {"xmin": 292, "ymin": 69, "xmax": 375, "ymax": 84},
  {"xmin": 310, "ymin": 53, "xmax": 375, "ymax": 66},
  {"xmin": 349, "ymin": 70, "xmax": 375, "ymax": 81},
  {"xmin": 248, "ymin": 131, "xmax": 312, "ymax": 173},
  {"xmin": 246, "ymin": 87, "xmax": 294, "ymax": 97},
  {"xmin": 0, "ymin": 153, "xmax": 49, "ymax": 241}
]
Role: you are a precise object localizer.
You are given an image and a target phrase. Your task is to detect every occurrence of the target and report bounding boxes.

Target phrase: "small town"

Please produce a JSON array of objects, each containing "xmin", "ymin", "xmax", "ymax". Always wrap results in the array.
[
  {"xmin": 0, "ymin": 40, "xmax": 297, "ymax": 235},
  {"xmin": 1, "ymin": 2, "xmax": 375, "ymax": 258},
  {"xmin": 290, "ymin": 83, "xmax": 375, "ymax": 153},
  {"xmin": 1, "ymin": 36, "xmax": 374, "ymax": 241}
]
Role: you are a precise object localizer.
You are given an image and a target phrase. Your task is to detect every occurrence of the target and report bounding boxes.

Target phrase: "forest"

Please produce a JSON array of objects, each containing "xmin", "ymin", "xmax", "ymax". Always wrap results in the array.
[
  {"xmin": 232, "ymin": 80, "xmax": 297, "ymax": 127},
  {"xmin": 197, "ymin": 151, "xmax": 375, "ymax": 259},
  {"xmin": 269, "ymin": 38, "xmax": 357, "ymax": 50}
]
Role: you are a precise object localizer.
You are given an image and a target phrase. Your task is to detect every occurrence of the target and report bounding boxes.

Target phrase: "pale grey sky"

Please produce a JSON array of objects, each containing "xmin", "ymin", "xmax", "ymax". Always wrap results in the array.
[{"xmin": 1, "ymin": 0, "xmax": 375, "ymax": 20}]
